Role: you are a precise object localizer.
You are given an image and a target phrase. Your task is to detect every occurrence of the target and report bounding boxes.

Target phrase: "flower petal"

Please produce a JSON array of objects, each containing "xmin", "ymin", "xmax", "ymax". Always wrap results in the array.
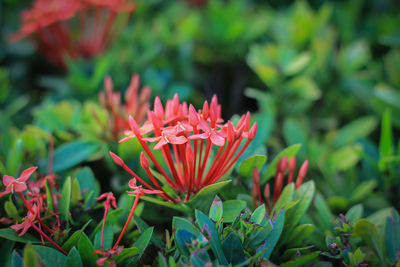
[
  {"xmin": 188, "ymin": 133, "xmax": 209, "ymax": 140},
  {"xmin": 18, "ymin": 167, "xmax": 38, "ymax": 182},
  {"xmin": 210, "ymin": 132, "xmax": 225, "ymax": 146},
  {"xmin": 13, "ymin": 182, "xmax": 27, "ymax": 192},
  {"xmin": 167, "ymin": 135, "xmax": 187, "ymax": 145},
  {"xmin": 3, "ymin": 175, "xmax": 15, "ymax": 186}
]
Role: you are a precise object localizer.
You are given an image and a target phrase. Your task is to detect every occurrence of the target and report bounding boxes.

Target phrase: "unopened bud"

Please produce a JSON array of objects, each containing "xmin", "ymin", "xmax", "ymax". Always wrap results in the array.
[
  {"xmin": 140, "ymin": 152, "xmax": 150, "ymax": 169},
  {"xmin": 110, "ymin": 151, "xmax": 124, "ymax": 167}
]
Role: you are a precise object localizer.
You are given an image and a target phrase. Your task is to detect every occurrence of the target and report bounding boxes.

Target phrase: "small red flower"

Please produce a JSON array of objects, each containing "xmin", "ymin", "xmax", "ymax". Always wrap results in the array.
[
  {"xmin": 127, "ymin": 178, "xmax": 163, "ymax": 196},
  {"xmin": 0, "ymin": 167, "xmax": 38, "ymax": 197},
  {"xmin": 97, "ymin": 192, "xmax": 117, "ymax": 210},
  {"xmin": 94, "ymin": 246, "xmax": 123, "ymax": 267},
  {"xmin": 11, "ymin": 204, "xmax": 38, "ymax": 236}
]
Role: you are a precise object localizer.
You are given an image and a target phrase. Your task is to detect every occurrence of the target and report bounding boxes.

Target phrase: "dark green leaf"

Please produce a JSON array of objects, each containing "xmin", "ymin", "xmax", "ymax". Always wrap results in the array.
[
  {"xmin": 128, "ymin": 227, "xmax": 153, "ymax": 265},
  {"xmin": 114, "ymin": 247, "xmax": 139, "ymax": 264},
  {"xmin": 281, "ymin": 251, "xmax": 320, "ymax": 267},
  {"xmin": 133, "ymin": 214, "xmax": 165, "ymax": 249},
  {"xmin": 195, "ymin": 210, "xmax": 228, "ymax": 265},
  {"xmin": 94, "ymin": 224, "xmax": 113, "ymax": 250},
  {"xmin": 345, "ymin": 204, "xmax": 364, "ymax": 224},
  {"xmin": 222, "ymin": 232, "xmax": 246, "ymax": 265},
  {"xmin": 6, "ymin": 138, "xmax": 23, "ymax": 176},
  {"xmin": 354, "ymin": 219, "xmax": 385, "ymax": 263},
  {"xmin": 0, "ymin": 239, "xmax": 15, "ymax": 267},
  {"xmin": 33, "ymin": 245, "xmax": 66, "ymax": 267},
  {"xmin": 42, "ymin": 141, "xmax": 98, "ymax": 172},
  {"xmin": 0, "ymin": 228, "xmax": 41, "ymax": 244},
  {"xmin": 222, "ymin": 200, "xmax": 246, "ymax": 223},
  {"xmin": 260, "ymin": 210, "xmax": 285, "ymax": 259},
  {"xmin": 65, "ymin": 247, "xmax": 82, "ymax": 267},
  {"xmin": 189, "ymin": 180, "xmax": 231, "ymax": 212},
  {"xmin": 76, "ymin": 167, "xmax": 100, "ymax": 208},
  {"xmin": 190, "ymin": 249, "xmax": 212, "ymax": 267},
  {"xmin": 385, "ymin": 209, "xmax": 400, "ymax": 262},
  {"xmin": 77, "ymin": 233, "xmax": 97, "ymax": 267},
  {"xmin": 59, "ymin": 177, "xmax": 71, "ymax": 222},
  {"xmin": 172, "ymin": 217, "xmax": 199, "ymax": 236},
  {"xmin": 62, "ymin": 220, "xmax": 91, "ymax": 251},
  {"xmin": 250, "ymin": 204, "xmax": 266, "ymax": 225}
]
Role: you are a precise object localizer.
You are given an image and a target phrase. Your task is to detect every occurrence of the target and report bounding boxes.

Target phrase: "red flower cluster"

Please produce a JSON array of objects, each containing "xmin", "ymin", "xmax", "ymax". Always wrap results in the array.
[
  {"xmin": 110, "ymin": 94, "xmax": 257, "ymax": 202},
  {"xmin": 252, "ymin": 156, "xmax": 309, "ymax": 212},
  {"xmin": 10, "ymin": 0, "xmax": 136, "ymax": 68},
  {"xmin": 99, "ymin": 74, "xmax": 151, "ymax": 139}
]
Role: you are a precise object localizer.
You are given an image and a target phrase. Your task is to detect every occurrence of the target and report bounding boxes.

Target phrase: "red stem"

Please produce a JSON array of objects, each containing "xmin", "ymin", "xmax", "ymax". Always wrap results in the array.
[{"xmin": 31, "ymin": 223, "xmax": 67, "ymax": 255}]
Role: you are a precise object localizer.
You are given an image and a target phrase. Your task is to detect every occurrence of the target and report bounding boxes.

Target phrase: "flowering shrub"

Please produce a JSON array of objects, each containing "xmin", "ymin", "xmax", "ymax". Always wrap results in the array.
[{"xmin": 10, "ymin": 0, "xmax": 135, "ymax": 68}]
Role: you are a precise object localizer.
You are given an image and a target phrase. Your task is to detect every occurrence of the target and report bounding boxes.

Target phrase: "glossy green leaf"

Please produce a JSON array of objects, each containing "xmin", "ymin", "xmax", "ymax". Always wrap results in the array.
[
  {"xmin": 114, "ymin": 247, "xmax": 139, "ymax": 264},
  {"xmin": 23, "ymin": 243, "xmax": 39, "ymax": 267},
  {"xmin": 59, "ymin": 177, "xmax": 71, "ymax": 222},
  {"xmin": 94, "ymin": 224, "xmax": 113, "ymax": 250},
  {"xmin": 140, "ymin": 196, "xmax": 192, "ymax": 213},
  {"xmin": 77, "ymin": 233, "xmax": 97, "ymax": 267},
  {"xmin": 42, "ymin": 141, "xmax": 98, "ymax": 172},
  {"xmin": 272, "ymin": 183, "xmax": 295, "ymax": 214},
  {"xmin": 190, "ymin": 249, "xmax": 212, "ymax": 267},
  {"xmin": 281, "ymin": 251, "xmax": 320, "ymax": 267},
  {"xmin": 222, "ymin": 232, "xmax": 246, "ymax": 265},
  {"xmin": 172, "ymin": 217, "xmax": 199, "ymax": 236},
  {"xmin": 65, "ymin": 247, "xmax": 83, "ymax": 267},
  {"xmin": 314, "ymin": 193, "xmax": 334, "ymax": 230},
  {"xmin": 334, "ymin": 116, "xmax": 378, "ymax": 147},
  {"xmin": 0, "ymin": 239, "xmax": 15, "ymax": 267},
  {"xmin": 385, "ymin": 209, "xmax": 400, "ymax": 262},
  {"xmin": 260, "ymin": 210, "xmax": 285, "ymax": 259},
  {"xmin": 71, "ymin": 178, "xmax": 81, "ymax": 206},
  {"xmin": 33, "ymin": 245, "xmax": 66, "ymax": 267},
  {"xmin": 345, "ymin": 204, "xmax": 364, "ymax": 224},
  {"xmin": 6, "ymin": 138, "xmax": 23, "ymax": 176},
  {"xmin": 250, "ymin": 204, "xmax": 266, "ymax": 225},
  {"xmin": 189, "ymin": 180, "xmax": 231, "ymax": 211},
  {"xmin": 262, "ymin": 144, "xmax": 301, "ymax": 183},
  {"xmin": 354, "ymin": 219, "xmax": 385, "ymax": 263},
  {"xmin": 75, "ymin": 167, "xmax": 100, "ymax": 208},
  {"xmin": 128, "ymin": 227, "xmax": 153, "ymax": 265},
  {"xmin": 133, "ymin": 214, "xmax": 165, "ymax": 249},
  {"xmin": 175, "ymin": 229, "xmax": 196, "ymax": 256},
  {"xmin": 222, "ymin": 200, "xmax": 246, "ymax": 223},
  {"xmin": 0, "ymin": 228, "xmax": 41, "ymax": 243},
  {"xmin": 239, "ymin": 155, "xmax": 267, "ymax": 178},
  {"xmin": 195, "ymin": 210, "xmax": 228, "ymax": 265},
  {"xmin": 286, "ymin": 224, "xmax": 315, "ymax": 247},
  {"xmin": 5, "ymin": 200, "xmax": 19, "ymax": 220},
  {"xmin": 62, "ymin": 220, "xmax": 91, "ymax": 251},
  {"xmin": 45, "ymin": 181, "xmax": 54, "ymax": 212},
  {"xmin": 209, "ymin": 196, "xmax": 223, "ymax": 222}
]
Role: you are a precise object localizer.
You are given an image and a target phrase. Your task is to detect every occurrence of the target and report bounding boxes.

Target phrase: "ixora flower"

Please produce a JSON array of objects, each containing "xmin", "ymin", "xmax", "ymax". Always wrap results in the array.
[
  {"xmin": 10, "ymin": 0, "xmax": 135, "ymax": 68},
  {"xmin": 0, "ymin": 167, "xmax": 38, "ymax": 197},
  {"xmin": 110, "ymin": 94, "xmax": 257, "ymax": 202},
  {"xmin": 99, "ymin": 74, "xmax": 151, "ymax": 139},
  {"xmin": 252, "ymin": 156, "xmax": 309, "ymax": 212}
]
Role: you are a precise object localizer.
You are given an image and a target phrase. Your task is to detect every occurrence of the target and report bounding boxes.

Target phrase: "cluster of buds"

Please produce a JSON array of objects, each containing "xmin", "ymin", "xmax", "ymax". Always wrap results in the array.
[
  {"xmin": 10, "ymin": 0, "xmax": 136, "ymax": 68},
  {"xmin": 110, "ymin": 94, "xmax": 257, "ymax": 202},
  {"xmin": 252, "ymin": 156, "xmax": 309, "ymax": 212},
  {"xmin": 99, "ymin": 74, "xmax": 151, "ymax": 139},
  {"xmin": 0, "ymin": 167, "xmax": 67, "ymax": 255}
]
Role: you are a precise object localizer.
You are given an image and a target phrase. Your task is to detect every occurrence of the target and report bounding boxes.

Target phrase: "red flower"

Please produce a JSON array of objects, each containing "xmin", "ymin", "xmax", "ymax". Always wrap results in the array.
[
  {"xmin": 97, "ymin": 192, "xmax": 117, "ymax": 210},
  {"xmin": 10, "ymin": 0, "xmax": 136, "ymax": 68},
  {"xmin": 94, "ymin": 246, "xmax": 123, "ymax": 267},
  {"xmin": 99, "ymin": 74, "xmax": 151, "ymax": 139},
  {"xmin": 0, "ymin": 167, "xmax": 38, "ymax": 197},
  {"xmin": 127, "ymin": 178, "xmax": 163, "ymax": 196},
  {"xmin": 111, "ymin": 94, "xmax": 257, "ymax": 202},
  {"xmin": 11, "ymin": 204, "xmax": 38, "ymax": 236}
]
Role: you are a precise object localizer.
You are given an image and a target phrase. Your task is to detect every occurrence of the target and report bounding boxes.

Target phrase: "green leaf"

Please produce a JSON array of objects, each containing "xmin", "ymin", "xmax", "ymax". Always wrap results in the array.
[
  {"xmin": 175, "ymin": 229, "xmax": 196, "ymax": 256},
  {"xmin": 62, "ymin": 220, "xmax": 91, "ymax": 251},
  {"xmin": 65, "ymin": 247, "xmax": 83, "ymax": 267},
  {"xmin": 385, "ymin": 209, "xmax": 400, "ymax": 262},
  {"xmin": 209, "ymin": 196, "xmax": 223, "ymax": 223},
  {"xmin": 285, "ymin": 224, "xmax": 315, "ymax": 248},
  {"xmin": 140, "ymin": 196, "xmax": 192, "ymax": 213},
  {"xmin": 71, "ymin": 178, "xmax": 81, "ymax": 206},
  {"xmin": 59, "ymin": 177, "xmax": 71, "ymax": 222},
  {"xmin": 0, "ymin": 239, "xmax": 15, "ymax": 267},
  {"xmin": 94, "ymin": 224, "xmax": 113, "ymax": 250},
  {"xmin": 128, "ymin": 227, "xmax": 153, "ymax": 265},
  {"xmin": 349, "ymin": 180, "xmax": 376, "ymax": 203},
  {"xmin": 33, "ymin": 245, "xmax": 66, "ymax": 266},
  {"xmin": 75, "ymin": 167, "xmax": 100, "ymax": 208},
  {"xmin": 172, "ymin": 217, "xmax": 199, "ymax": 236},
  {"xmin": 114, "ymin": 247, "xmax": 139, "ymax": 264},
  {"xmin": 354, "ymin": 219, "xmax": 385, "ymax": 263},
  {"xmin": 6, "ymin": 138, "xmax": 23, "ymax": 176},
  {"xmin": 190, "ymin": 249, "xmax": 212, "ymax": 267},
  {"xmin": 195, "ymin": 210, "xmax": 228, "ymax": 265},
  {"xmin": 222, "ymin": 232, "xmax": 246, "ymax": 265},
  {"xmin": 222, "ymin": 200, "xmax": 247, "ymax": 223},
  {"xmin": 239, "ymin": 155, "xmax": 267, "ymax": 178},
  {"xmin": 281, "ymin": 251, "xmax": 320, "ymax": 267},
  {"xmin": 23, "ymin": 243, "xmax": 39, "ymax": 267},
  {"xmin": 76, "ymin": 233, "xmax": 97, "ymax": 267},
  {"xmin": 91, "ymin": 209, "xmax": 122, "ymax": 240},
  {"xmin": 272, "ymin": 183, "xmax": 295, "ymax": 214},
  {"xmin": 328, "ymin": 144, "xmax": 362, "ymax": 172},
  {"xmin": 42, "ymin": 141, "xmax": 98, "ymax": 172},
  {"xmin": 283, "ymin": 52, "xmax": 311, "ymax": 76},
  {"xmin": 0, "ymin": 228, "xmax": 41, "ymax": 243},
  {"xmin": 345, "ymin": 204, "xmax": 364, "ymax": 224},
  {"xmin": 12, "ymin": 250, "xmax": 23, "ymax": 267},
  {"xmin": 260, "ymin": 210, "xmax": 285, "ymax": 259},
  {"xmin": 314, "ymin": 193, "xmax": 334, "ymax": 230},
  {"xmin": 133, "ymin": 214, "xmax": 165, "ymax": 249},
  {"xmin": 262, "ymin": 144, "xmax": 301, "ymax": 183},
  {"xmin": 334, "ymin": 116, "xmax": 378, "ymax": 147},
  {"xmin": 379, "ymin": 109, "xmax": 393, "ymax": 159},
  {"xmin": 189, "ymin": 180, "xmax": 231, "ymax": 211},
  {"xmin": 5, "ymin": 200, "xmax": 19, "ymax": 220},
  {"xmin": 45, "ymin": 181, "xmax": 54, "ymax": 212},
  {"xmin": 250, "ymin": 204, "xmax": 266, "ymax": 225}
]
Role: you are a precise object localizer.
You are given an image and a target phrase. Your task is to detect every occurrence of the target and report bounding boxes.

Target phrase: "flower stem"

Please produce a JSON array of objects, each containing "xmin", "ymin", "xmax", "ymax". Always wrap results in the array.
[
  {"xmin": 31, "ymin": 223, "xmax": 67, "ymax": 255},
  {"xmin": 112, "ymin": 194, "xmax": 140, "ymax": 250}
]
